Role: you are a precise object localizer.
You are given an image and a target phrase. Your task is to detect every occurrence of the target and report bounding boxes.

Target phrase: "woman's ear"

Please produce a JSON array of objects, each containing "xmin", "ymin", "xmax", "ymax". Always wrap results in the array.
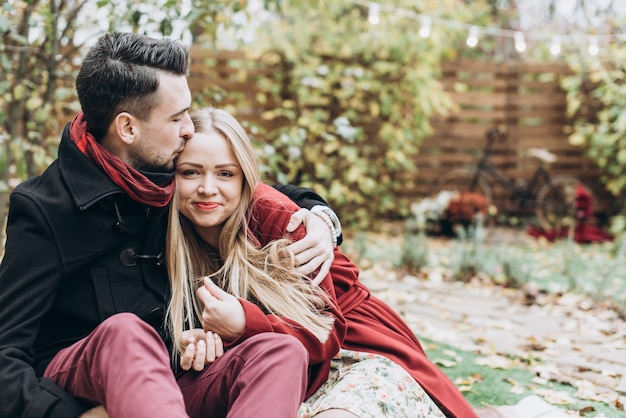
[{"xmin": 113, "ymin": 112, "xmax": 137, "ymax": 145}]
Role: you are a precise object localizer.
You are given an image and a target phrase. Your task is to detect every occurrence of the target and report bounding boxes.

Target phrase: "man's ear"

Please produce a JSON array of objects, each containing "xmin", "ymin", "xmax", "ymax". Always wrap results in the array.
[{"xmin": 113, "ymin": 112, "xmax": 137, "ymax": 145}]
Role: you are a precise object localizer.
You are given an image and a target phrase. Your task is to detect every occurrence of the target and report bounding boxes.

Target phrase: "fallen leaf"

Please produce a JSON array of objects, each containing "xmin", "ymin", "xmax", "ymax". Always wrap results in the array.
[
  {"xmin": 532, "ymin": 388, "xmax": 577, "ymax": 405},
  {"xmin": 433, "ymin": 358, "xmax": 457, "ymax": 368},
  {"xmin": 577, "ymin": 405, "xmax": 595, "ymax": 415}
]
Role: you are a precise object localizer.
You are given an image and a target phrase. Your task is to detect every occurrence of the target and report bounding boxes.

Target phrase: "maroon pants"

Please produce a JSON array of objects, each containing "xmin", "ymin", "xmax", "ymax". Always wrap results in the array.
[{"xmin": 44, "ymin": 313, "xmax": 308, "ymax": 418}]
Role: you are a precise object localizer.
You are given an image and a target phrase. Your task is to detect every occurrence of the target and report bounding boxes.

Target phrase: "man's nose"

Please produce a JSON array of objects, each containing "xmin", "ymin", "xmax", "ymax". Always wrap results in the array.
[{"xmin": 181, "ymin": 113, "xmax": 194, "ymax": 139}]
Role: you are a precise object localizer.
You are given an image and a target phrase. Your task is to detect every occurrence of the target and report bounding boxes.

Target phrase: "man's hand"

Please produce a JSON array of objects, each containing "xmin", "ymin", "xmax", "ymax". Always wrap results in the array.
[
  {"xmin": 79, "ymin": 406, "xmax": 108, "ymax": 418},
  {"xmin": 286, "ymin": 208, "xmax": 334, "ymax": 285},
  {"xmin": 196, "ymin": 278, "xmax": 246, "ymax": 341},
  {"xmin": 179, "ymin": 328, "xmax": 224, "ymax": 371}
]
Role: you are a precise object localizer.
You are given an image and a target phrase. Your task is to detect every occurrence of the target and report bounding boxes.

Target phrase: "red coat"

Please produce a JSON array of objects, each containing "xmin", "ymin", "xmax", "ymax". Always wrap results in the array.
[
  {"xmin": 249, "ymin": 183, "xmax": 477, "ymax": 418},
  {"xmin": 229, "ymin": 184, "xmax": 347, "ymax": 398}
]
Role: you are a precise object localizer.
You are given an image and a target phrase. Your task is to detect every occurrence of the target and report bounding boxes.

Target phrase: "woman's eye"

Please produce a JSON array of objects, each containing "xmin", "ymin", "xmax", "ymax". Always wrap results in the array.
[{"xmin": 219, "ymin": 171, "xmax": 233, "ymax": 177}]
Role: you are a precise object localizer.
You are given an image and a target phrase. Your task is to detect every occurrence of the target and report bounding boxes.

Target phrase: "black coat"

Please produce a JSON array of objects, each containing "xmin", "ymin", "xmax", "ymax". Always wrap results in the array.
[
  {"xmin": 0, "ymin": 124, "xmax": 173, "ymax": 417},
  {"xmin": 0, "ymin": 124, "xmax": 334, "ymax": 418}
]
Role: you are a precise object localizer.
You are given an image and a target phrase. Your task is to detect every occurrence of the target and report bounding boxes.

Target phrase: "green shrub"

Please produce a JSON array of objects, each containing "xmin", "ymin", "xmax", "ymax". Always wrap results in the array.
[{"xmin": 563, "ymin": 46, "xmax": 626, "ymax": 208}]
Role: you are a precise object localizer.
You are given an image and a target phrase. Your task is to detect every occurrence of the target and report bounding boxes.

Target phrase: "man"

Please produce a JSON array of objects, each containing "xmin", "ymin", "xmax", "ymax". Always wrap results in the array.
[{"xmin": 0, "ymin": 32, "xmax": 340, "ymax": 418}]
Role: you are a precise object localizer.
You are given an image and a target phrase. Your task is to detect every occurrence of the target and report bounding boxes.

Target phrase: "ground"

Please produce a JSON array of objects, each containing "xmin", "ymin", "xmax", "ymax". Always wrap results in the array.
[{"xmin": 342, "ymin": 225, "xmax": 626, "ymax": 417}]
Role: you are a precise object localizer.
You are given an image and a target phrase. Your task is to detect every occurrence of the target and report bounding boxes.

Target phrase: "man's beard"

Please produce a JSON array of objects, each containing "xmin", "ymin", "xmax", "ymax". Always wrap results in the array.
[
  {"xmin": 133, "ymin": 160, "xmax": 175, "ymax": 174},
  {"xmin": 128, "ymin": 152, "xmax": 175, "ymax": 174}
]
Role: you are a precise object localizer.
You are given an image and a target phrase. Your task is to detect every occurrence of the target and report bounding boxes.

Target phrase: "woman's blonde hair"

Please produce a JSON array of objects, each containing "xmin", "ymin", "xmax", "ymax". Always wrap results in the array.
[{"xmin": 166, "ymin": 108, "xmax": 334, "ymax": 363}]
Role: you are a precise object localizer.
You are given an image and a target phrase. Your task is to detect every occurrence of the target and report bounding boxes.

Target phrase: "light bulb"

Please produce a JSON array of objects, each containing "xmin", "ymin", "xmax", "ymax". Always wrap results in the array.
[
  {"xmin": 588, "ymin": 36, "xmax": 599, "ymax": 56},
  {"xmin": 368, "ymin": 3, "xmax": 380, "ymax": 25},
  {"xmin": 419, "ymin": 16, "xmax": 432, "ymax": 38},
  {"xmin": 466, "ymin": 26, "xmax": 479, "ymax": 47},
  {"xmin": 514, "ymin": 31, "xmax": 526, "ymax": 52},
  {"xmin": 550, "ymin": 36, "xmax": 561, "ymax": 56}
]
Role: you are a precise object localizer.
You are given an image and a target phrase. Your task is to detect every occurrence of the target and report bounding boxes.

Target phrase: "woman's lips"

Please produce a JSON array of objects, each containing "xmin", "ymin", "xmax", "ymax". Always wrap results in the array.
[{"xmin": 194, "ymin": 202, "xmax": 220, "ymax": 210}]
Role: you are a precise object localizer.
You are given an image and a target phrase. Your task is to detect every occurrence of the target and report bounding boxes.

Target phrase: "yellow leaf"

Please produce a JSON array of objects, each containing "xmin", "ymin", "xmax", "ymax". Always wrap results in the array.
[
  {"xmin": 370, "ymin": 102, "xmax": 380, "ymax": 117},
  {"xmin": 13, "ymin": 84, "xmax": 25, "ymax": 100},
  {"xmin": 323, "ymin": 142, "xmax": 338, "ymax": 154}
]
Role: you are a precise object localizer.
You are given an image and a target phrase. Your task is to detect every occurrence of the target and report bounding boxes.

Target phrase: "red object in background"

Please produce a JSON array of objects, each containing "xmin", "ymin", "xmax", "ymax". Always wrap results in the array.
[
  {"xmin": 444, "ymin": 192, "xmax": 489, "ymax": 224},
  {"xmin": 575, "ymin": 184, "xmax": 594, "ymax": 221},
  {"xmin": 528, "ymin": 185, "xmax": 612, "ymax": 243}
]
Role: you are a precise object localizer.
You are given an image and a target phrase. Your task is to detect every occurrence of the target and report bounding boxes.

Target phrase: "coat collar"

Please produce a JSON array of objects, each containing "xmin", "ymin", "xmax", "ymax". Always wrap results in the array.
[{"xmin": 57, "ymin": 123, "xmax": 124, "ymax": 210}]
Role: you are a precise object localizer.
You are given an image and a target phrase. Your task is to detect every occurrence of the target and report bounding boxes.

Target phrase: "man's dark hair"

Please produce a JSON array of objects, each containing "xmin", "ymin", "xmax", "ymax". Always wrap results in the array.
[{"xmin": 76, "ymin": 32, "xmax": 190, "ymax": 140}]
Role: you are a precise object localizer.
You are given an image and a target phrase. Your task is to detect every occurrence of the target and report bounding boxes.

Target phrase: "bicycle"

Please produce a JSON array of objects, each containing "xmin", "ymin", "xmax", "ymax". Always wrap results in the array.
[{"xmin": 438, "ymin": 126, "xmax": 594, "ymax": 230}]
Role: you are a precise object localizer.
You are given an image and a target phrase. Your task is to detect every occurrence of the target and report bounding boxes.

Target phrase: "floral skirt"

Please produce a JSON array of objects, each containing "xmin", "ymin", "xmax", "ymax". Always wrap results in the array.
[{"xmin": 298, "ymin": 349, "xmax": 446, "ymax": 418}]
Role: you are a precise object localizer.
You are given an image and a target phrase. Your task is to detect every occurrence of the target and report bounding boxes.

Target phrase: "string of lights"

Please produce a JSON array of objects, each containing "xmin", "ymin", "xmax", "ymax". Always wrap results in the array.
[{"xmin": 352, "ymin": 0, "xmax": 626, "ymax": 57}]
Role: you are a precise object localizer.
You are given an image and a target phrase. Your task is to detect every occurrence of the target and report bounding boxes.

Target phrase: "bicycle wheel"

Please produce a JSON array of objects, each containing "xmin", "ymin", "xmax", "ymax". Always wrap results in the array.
[
  {"xmin": 438, "ymin": 168, "xmax": 493, "ymax": 204},
  {"xmin": 535, "ymin": 175, "xmax": 594, "ymax": 231}
]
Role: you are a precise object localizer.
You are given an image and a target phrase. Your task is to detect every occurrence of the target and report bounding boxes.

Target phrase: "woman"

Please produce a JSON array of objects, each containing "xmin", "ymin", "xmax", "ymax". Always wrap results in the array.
[{"xmin": 166, "ymin": 108, "xmax": 477, "ymax": 418}]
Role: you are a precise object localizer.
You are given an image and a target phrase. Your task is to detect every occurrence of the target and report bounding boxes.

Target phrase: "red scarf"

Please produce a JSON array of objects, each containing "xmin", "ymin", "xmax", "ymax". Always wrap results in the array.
[{"xmin": 69, "ymin": 112, "xmax": 174, "ymax": 207}]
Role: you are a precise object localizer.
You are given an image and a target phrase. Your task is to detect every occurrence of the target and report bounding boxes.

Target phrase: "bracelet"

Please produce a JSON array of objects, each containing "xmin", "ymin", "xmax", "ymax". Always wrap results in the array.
[
  {"xmin": 311, "ymin": 206, "xmax": 341, "ymax": 248},
  {"xmin": 313, "ymin": 206, "xmax": 342, "ymax": 238}
]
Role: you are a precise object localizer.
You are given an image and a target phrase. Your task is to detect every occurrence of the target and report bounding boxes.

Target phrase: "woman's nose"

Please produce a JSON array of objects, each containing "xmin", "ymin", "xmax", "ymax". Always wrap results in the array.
[{"xmin": 198, "ymin": 177, "xmax": 217, "ymax": 194}]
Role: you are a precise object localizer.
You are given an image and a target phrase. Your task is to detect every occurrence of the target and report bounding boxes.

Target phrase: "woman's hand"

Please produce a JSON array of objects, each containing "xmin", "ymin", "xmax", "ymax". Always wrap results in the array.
[
  {"xmin": 179, "ymin": 328, "xmax": 224, "ymax": 371},
  {"xmin": 196, "ymin": 278, "xmax": 246, "ymax": 341},
  {"xmin": 286, "ymin": 208, "xmax": 334, "ymax": 285}
]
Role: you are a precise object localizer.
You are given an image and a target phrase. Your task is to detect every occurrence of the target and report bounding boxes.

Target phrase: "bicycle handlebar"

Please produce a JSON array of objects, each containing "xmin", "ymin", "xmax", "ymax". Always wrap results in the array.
[{"xmin": 486, "ymin": 125, "xmax": 507, "ymax": 142}]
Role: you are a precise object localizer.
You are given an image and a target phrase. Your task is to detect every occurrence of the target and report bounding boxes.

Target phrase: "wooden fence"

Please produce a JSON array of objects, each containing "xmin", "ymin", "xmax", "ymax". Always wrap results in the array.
[
  {"xmin": 188, "ymin": 47, "xmax": 281, "ymax": 130},
  {"xmin": 188, "ymin": 48, "xmax": 613, "ymax": 217}
]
